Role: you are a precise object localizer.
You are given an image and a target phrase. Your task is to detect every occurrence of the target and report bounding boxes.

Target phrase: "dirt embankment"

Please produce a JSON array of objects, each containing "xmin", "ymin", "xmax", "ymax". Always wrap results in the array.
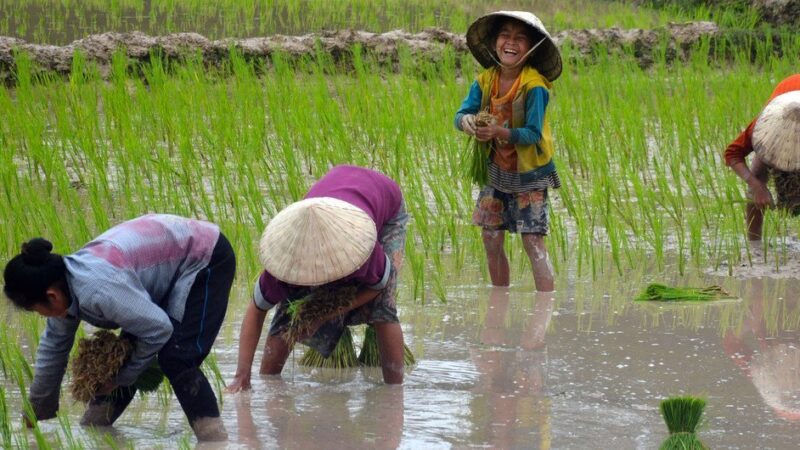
[{"xmin": 0, "ymin": 21, "xmax": 781, "ymax": 84}]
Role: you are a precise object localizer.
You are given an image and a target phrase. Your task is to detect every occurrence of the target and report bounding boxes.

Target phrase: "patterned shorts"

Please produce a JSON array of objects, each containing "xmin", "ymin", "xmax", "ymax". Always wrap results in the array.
[
  {"xmin": 472, "ymin": 186, "xmax": 550, "ymax": 235},
  {"xmin": 268, "ymin": 203, "xmax": 409, "ymax": 357}
]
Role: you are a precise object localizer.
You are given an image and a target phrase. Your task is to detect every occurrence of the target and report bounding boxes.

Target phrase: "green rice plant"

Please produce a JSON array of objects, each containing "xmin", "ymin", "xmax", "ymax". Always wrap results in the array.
[
  {"xmin": 132, "ymin": 362, "xmax": 165, "ymax": 393},
  {"xmin": 0, "ymin": 387, "xmax": 11, "ymax": 448},
  {"xmin": 660, "ymin": 433, "xmax": 709, "ymax": 450},
  {"xmin": 0, "ymin": 0, "xmax": 703, "ymax": 46},
  {"xmin": 636, "ymin": 284, "xmax": 735, "ymax": 302},
  {"xmin": 658, "ymin": 396, "xmax": 708, "ymax": 450},
  {"xmin": 660, "ymin": 396, "xmax": 706, "ymax": 434},
  {"xmin": 285, "ymin": 285, "xmax": 358, "ymax": 345},
  {"xmin": 299, "ymin": 327, "xmax": 358, "ymax": 369},
  {"xmin": 357, "ymin": 325, "xmax": 416, "ymax": 367}
]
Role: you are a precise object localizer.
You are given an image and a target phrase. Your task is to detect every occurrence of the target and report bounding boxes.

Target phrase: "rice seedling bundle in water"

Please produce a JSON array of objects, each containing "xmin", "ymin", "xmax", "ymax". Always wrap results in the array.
[
  {"xmin": 284, "ymin": 285, "xmax": 357, "ymax": 345},
  {"xmin": 635, "ymin": 284, "xmax": 734, "ymax": 302},
  {"xmin": 358, "ymin": 324, "xmax": 416, "ymax": 367},
  {"xmin": 70, "ymin": 330, "xmax": 164, "ymax": 402},
  {"xmin": 299, "ymin": 327, "xmax": 359, "ymax": 368},
  {"xmin": 658, "ymin": 396, "xmax": 708, "ymax": 450}
]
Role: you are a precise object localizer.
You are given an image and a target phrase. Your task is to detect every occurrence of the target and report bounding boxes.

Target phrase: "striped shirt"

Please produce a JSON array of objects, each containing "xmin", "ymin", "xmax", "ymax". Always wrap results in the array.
[
  {"xmin": 29, "ymin": 214, "xmax": 219, "ymax": 418},
  {"xmin": 488, "ymin": 161, "xmax": 562, "ymax": 193}
]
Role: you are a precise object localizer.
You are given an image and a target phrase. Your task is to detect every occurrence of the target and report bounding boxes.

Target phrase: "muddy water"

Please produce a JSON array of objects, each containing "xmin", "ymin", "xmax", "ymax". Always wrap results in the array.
[{"xmin": 22, "ymin": 259, "xmax": 800, "ymax": 449}]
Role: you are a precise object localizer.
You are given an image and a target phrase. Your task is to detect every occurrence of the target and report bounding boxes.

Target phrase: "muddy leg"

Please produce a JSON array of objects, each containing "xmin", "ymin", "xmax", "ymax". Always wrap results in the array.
[
  {"xmin": 482, "ymin": 229, "xmax": 510, "ymax": 286},
  {"xmin": 374, "ymin": 322, "xmax": 405, "ymax": 384},
  {"xmin": 260, "ymin": 334, "xmax": 292, "ymax": 375},
  {"xmin": 521, "ymin": 234, "xmax": 554, "ymax": 292},
  {"xmin": 746, "ymin": 155, "xmax": 770, "ymax": 242},
  {"xmin": 80, "ymin": 387, "xmax": 136, "ymax": 426}
]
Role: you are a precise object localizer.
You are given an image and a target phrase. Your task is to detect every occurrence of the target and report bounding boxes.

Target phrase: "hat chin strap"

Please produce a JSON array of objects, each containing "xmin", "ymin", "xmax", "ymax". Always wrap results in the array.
[{"xmin": 485, "ymin": 36, "xmax": 547, "ymax": 70}]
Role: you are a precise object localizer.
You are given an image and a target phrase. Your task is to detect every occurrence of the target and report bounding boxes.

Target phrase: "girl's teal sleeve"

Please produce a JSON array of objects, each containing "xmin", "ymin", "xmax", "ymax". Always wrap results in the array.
[
  {"xmin": 508, "ymin": 86, "xmax": 549, "ymax": 145},
  {"xmin": 454, "ymin": 81, "xmax": 483, "ymax": 130}
]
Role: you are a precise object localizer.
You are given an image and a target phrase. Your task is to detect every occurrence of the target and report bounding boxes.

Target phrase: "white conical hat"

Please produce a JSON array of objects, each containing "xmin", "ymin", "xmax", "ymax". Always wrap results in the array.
[
  {"xmin": 753, "ymin": 91, "xmax": 800, "ymax": 171},
  {"xmin": 259, "ymin": 197, "xmax": 377, "ymax": 286},
  {"xmin": 466, "ymin": 10, "xmax": 562, "ymax": 81}
]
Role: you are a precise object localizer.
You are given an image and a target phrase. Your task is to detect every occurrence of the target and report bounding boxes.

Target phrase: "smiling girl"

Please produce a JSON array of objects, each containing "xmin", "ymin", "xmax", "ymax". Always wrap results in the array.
[{"xmin": 454, "ymin": 11, "xmax": 562, "ymax": 291}]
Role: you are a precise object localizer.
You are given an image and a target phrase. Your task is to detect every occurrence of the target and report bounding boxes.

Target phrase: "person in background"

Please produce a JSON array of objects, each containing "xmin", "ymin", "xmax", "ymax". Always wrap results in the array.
[
  {"xmin": 455, "ymin": 10, "xmax": 562, "ymax": 292},
  {"xmin": 724, "ymin": 74, "xmax": 800, "ymax": 242},
  {"xmin": 2, "ymin": 214, "xmax": 235, "ymax": 442},
  {"xmin": 226, "ymin": 165, "xmax": 409, "ymax": 392}
]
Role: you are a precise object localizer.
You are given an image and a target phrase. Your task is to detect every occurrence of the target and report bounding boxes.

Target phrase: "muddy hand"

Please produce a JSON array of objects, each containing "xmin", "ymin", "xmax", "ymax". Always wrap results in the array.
[
  {"xmin": 460, "ymin": 114, "xmax": 477, "ymax": 135},
  {"xmin": 225, "ymin": 374, "xmax": 252, "ymax": 393},
  {"xmin": 751, "ymin": 182, "xmax": 774, "ymax": 209},
  {"xmin": 475, "ymin": 124, "xmax": 505, "ymax": 142}
]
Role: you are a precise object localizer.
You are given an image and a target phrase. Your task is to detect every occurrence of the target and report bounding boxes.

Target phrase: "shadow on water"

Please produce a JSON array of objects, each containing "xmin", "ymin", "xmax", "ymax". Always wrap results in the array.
[{"xmin": 7, "ymin": 254, "xmax": 800, "ymax": 449}]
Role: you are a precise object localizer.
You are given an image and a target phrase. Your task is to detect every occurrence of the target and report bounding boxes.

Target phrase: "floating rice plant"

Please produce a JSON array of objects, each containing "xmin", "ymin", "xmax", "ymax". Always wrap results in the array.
[{"xmin": 635, "ymin": 284, "xmax": 736, "ymax": 302}]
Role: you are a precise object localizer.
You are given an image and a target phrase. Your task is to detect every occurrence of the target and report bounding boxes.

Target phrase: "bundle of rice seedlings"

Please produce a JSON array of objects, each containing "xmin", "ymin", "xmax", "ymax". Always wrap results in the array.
[
  {"xmin": 70, "ymin": 330, "xmax": 131, "ymax": 403},
  {"xmin": 474, "ymin": 110, "xmax": 497, "ymax": 128},
  {"xmin": 635, "ymin": 284, "xmax": 735, "ymax": 302},
  {"xmin": 465, "ymin": 110, "xmax": 497, "ymax": 186},
  {"xmin": 133, "ymin": 361, "xmax": 165, "ymax": 392},
  {"xmin": 659, "ymin": 433, "xmax": 708, "ymax": 450},
  {"xmin": 284, "ymin": 285, "xmax": 357, "ymax": 345},
  {"xmin": 772, "ymin": 169, "xmax": 800, "ymax": 216},
  {"xmin": 358, "ymin": 325, "xmax": 416, "ymax": 367},
  {"xmin": 299, "ymin": 327, "xmax": 358, "ymax": 368},
  {"xmin": 71, "ymin": 330, "xmax": 165, "ymax": 403},
  {"xmin": 660, "ymin": 396, "xmax": 705, "ymax": 434},
  {"xmin": 659, "ymin": 396, "xmax": 708, "ymax": 450}
]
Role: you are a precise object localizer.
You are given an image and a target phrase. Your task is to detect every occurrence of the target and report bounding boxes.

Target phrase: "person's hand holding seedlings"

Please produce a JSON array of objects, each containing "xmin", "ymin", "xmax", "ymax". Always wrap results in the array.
[
  {"xmin": 460, "ymin": 114, "xmax": 477, "ymax": 135},
  {"xmin": 475, "ymin": 122, "xmax": 511, "ymax": 143}
]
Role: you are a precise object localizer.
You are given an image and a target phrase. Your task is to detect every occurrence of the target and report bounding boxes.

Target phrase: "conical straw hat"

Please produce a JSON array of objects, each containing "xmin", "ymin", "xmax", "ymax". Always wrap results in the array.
[
  {"xmin": 259, "ymin": 197, "xmax": 377, "ymax": 286},
  {"xmin": 466, "ymin": 10, "xmax": 562, "ymax": 81},
  {"xmin": 753, "ymin": 91, "xmax": 800, "ymax": 171}
]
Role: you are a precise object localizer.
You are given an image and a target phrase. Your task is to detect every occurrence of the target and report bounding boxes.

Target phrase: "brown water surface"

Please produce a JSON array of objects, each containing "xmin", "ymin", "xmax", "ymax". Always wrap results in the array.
[{"xmin": 18, "ymin": 260, "xmax": 800, "ymax": 449}]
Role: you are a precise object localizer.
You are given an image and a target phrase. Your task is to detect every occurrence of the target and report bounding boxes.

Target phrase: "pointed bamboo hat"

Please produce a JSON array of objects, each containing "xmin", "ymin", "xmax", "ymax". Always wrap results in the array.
[
  {"xmin": 466, "ymin": 10, "xmax": 562, "ymax": 81},
  {"xmin": 259, "ymin": 197, "xmax": 377, "ymax": 286},
  {"xmin": 753, "ymin": 91, "xmax": 800, "ymax": 171}
]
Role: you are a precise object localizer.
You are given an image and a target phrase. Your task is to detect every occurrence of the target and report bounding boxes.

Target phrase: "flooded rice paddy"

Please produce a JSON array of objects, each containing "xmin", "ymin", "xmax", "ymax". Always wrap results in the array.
[{"xmin": 16, "ymin": 255, "xmax": 800, "ymax": 449}]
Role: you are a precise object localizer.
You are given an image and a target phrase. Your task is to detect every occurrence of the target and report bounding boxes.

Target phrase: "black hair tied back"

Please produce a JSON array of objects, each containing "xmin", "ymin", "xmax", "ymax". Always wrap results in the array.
[
  {"xmin": 21, "ymin": 238, "xmax": 54, "ymax": 265},
  {"xmin": 4, "ymin": 237, "xmax": 66, "ymax": 309}
]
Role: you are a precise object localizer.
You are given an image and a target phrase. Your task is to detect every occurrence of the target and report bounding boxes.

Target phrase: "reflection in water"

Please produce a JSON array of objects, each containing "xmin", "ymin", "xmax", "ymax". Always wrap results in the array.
[
  {"xmin": 722, "ymin": 278, "xmax": 800, "ymax": 423},
  {"xmin": 470, "ymin": 287, "xmax": 555, "ymax": 449},
  {"xmin": 234, "ymin": 379, "xmax": 404, "ymax": 449}
]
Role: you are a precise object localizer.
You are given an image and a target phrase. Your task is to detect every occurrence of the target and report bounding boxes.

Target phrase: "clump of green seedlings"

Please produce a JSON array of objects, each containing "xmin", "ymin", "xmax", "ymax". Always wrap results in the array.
[
  {"xmin": 635, "ymin": 284, "xmax": 735, "ymax": 302},
  {"xmin": 70, "ymin": 330, "xmax": 164, "ymax": 403},
  {"xmin": 285, "ymin": 285, "xmax": 358, "ymax": 345},
  {"xmin": 465, "ymin": 110, "xmax": 497, "ymax": 186},
  {"xmin": 299, "ymin": 327, "xmax": 359, "ymax": 369},
  {"xmin": 659, "ymin": 396, "xmax": 708, "ymax": 450},
  {"xmin": 358, "ymin": 324, "xmax": 416, "ymax": 367}
]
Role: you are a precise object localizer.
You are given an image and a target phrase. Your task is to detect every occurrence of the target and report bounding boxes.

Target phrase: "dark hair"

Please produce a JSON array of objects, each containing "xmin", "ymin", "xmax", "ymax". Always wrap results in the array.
[{"xmin": 3, "ymin": 238, "xmax": 67, "ymax": 310}]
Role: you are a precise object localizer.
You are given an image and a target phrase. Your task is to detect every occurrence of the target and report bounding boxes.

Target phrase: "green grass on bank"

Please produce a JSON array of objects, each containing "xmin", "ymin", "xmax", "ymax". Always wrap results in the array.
[{"xmin": 0, "ymin": 0, "xmax": 702, "ymax": 44}]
